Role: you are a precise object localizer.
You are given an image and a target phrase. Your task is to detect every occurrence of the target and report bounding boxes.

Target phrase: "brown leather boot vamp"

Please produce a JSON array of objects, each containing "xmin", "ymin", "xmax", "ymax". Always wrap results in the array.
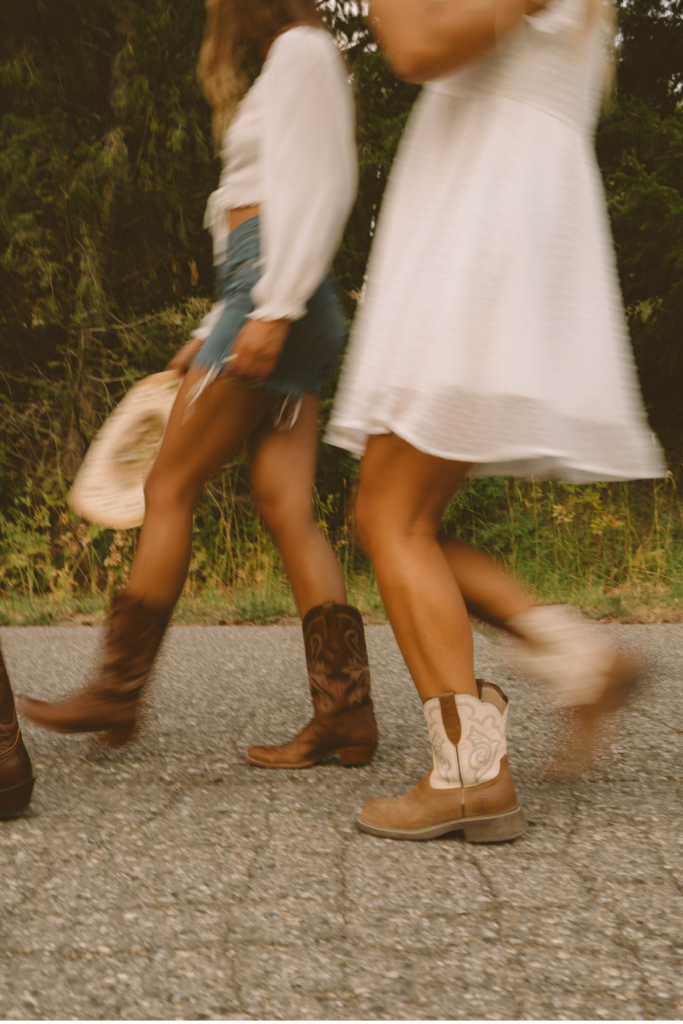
[
  {"xmin": 357, "ymin": 757, "xmax": 525, "ymax": 843},
  {"xmin": 18, "ymin": 690, "xmax": 138, "ymax": 745},
  {"xmin": 247, "ymin": 705, "xmax": 377, "ymax": 769}
]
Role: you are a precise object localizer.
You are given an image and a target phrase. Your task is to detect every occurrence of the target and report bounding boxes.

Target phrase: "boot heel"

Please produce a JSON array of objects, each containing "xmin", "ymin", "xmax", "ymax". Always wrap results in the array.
[
  {"xmin": 338, "ymin": 745, "xmax": 376, "ymax": 767},
  {"xmin": 0, "ymin": 777, "xmax": 35, "ymax": 818},
  {"xmin": 463, "ymin": 806, "xmax": 526, "ymax": 843}
]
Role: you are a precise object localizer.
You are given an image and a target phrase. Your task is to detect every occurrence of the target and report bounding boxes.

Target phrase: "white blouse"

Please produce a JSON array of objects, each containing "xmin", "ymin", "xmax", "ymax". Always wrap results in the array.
[
  {"xmin": 326, "ymin": 0, "xmax": 665, "ymax": 483},
  {"xmin": 202, "ymin": 26, "xmax": 357, "ymax": 323}
]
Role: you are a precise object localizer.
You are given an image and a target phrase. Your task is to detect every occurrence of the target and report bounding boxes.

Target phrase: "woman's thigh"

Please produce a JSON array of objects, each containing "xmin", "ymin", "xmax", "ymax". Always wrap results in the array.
[
  {"xmin": 357, "ymin": 433, "xmax": 472, "ymax": 541},
  {"xmin": 247, "ymin": 393, "xmax": 320, "ymax": 522},
  {"xmin": 146, "ymin": 365, "xmax": 276, "ymax": 503}
]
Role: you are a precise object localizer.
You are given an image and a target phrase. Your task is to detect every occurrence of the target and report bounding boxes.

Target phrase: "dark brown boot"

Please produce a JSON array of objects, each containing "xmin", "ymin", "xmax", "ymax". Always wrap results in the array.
[
  {"xmin": 247, "ymin": 602, "xmax": 378, "ymax": 769},
  {"xmin": 18, "ymin": 591, "xmax": 170, "ymax": 747},
  {"xmin": 0, "ymin": 643, "xmax": 35, "ymax": 818}
]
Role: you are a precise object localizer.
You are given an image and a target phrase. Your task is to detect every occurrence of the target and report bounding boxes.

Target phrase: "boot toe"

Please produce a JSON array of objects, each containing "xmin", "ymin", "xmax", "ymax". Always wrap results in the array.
[
  {"xmin": 358, "ymin": 795, "xmax": 398, "ymax": 829},
  {"xmin": 16, "ymin": 695, "xmax": 53, "ymax": 727},
  {"xmin": 245, "ymin": 744, "xmax": 284, "ymax": 767},
  {"xmin": 16, "ymin": 694, "xmax": 82, "ymax": 734}
]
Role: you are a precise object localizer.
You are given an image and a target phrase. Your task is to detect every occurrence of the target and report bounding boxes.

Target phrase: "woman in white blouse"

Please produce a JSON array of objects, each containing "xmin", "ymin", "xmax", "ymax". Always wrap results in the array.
[
  {"xmin": 20, "ymin": 0, "xmax": 379, "ymax": 770},
  {"xmin": 327, "ymin": 0, "xmax": 664, "ymax": 841}
]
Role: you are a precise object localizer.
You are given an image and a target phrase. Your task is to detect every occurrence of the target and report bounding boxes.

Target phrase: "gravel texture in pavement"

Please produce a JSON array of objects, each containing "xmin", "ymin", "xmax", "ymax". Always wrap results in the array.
[{"xmin": 0, "ymin": 622, "xmax": 682, "ymax": 1021}]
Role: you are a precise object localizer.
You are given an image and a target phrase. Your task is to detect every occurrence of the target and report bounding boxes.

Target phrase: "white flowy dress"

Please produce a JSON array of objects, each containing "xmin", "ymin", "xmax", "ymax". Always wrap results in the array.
[{"xmin": 326, "ymin": 0, "xmax": 666, "ymax": 482}]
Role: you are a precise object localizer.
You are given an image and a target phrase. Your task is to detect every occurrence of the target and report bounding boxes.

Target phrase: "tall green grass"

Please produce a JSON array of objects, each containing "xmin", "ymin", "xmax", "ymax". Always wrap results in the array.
[
  {"xmin": 0, "ymin": 461, "xmax": 681, "ymax": 625},
  {"xmin": 444, "ymin": 475, "xmax": 683, "ymax": 621}
]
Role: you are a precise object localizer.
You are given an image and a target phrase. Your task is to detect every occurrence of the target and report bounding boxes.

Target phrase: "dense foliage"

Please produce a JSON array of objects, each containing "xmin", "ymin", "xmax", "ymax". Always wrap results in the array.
[
  {"xmin": 597, "ymin": 0, "xmax": 683, "ymax": 455},
  {"xmin": 0, "ymin": 0, "xmax": 681, "ymax": 614}
]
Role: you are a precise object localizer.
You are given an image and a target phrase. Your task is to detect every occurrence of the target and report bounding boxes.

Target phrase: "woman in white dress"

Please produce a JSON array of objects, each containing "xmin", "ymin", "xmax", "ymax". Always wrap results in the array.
[
  {"xmin": 327, "ymin": 0, "xmax": 666, "ymax": 841},
  {"xmin": 19, "ymin": 0, "xmax": 379, "ymax": 771}
]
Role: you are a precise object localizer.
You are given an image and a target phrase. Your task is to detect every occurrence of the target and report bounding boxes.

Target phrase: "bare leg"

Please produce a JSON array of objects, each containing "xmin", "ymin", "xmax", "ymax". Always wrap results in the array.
[
  {"xmin": 244, "ymin": 394, "xmax": 376, "ymax": 772},
  {"xmin": 350, "ymin": 434, "xmax": 528, "ymax": 842},
  {"xmin": 355, "ymin": 433, "xmax": 477, "ymax": 701},
  {"xmin": 127, "ymin": 368, "xmax": 275, "ymax": 610},
  {"xmin": 438, "ymin": 538, "xmax": 534, "ymax": 630},
  {"xmin": 17, "ymin": 370, "xmax": 278, "ymax": 744},
  {"xmin": 248, "ymin": 393, "xmax": 347, "ymax": 616}
]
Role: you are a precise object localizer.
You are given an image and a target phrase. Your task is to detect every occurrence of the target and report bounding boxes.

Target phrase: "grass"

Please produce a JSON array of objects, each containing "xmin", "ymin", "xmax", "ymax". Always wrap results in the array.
[
  {"xmin": 0, "ymin": 473, "xmax": 681, "ymax": 626},
  {"xmin": 1, "ymin": 568, "xmax": 681, "ymax": 627},
  {"xmin": 0, "ymin": 573, "xmax": 388, "ymax": 627}
]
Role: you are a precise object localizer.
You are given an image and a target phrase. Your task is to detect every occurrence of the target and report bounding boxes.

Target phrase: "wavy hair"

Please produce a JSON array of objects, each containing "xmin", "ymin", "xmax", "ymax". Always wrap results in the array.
[{"xmin": 198, "ymin": 0, "xmax": 325, "ymax": 145}]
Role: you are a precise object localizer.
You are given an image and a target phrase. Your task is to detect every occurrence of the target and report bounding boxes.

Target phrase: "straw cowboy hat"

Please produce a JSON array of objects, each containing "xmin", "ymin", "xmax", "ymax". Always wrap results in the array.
[{"xmin": 69, "ymin": 370, "xmax": 183, "ymax": 530}]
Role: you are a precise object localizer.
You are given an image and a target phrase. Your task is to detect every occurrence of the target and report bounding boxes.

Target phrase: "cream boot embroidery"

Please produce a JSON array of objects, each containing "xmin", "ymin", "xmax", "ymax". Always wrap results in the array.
[
  {"xmin": 423, "ymin": 692, "xmax": 508, "ymax": 790},
  {"xmin": 424, "ymin": 699, "xmax": 461, "ymax": 789},
  {"xmin": 455, "ymin": 695, "xmax": 507, "ymax": 785}
]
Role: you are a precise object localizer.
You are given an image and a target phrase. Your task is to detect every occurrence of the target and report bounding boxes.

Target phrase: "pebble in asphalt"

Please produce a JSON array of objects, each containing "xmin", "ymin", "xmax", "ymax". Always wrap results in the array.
[{"xmin": 0, "ymin": 622, "xmax": 682, "ymax": 1020}]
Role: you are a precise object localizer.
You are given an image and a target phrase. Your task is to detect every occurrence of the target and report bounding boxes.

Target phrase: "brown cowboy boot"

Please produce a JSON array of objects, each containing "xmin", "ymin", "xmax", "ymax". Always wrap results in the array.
[
  {"xmin": 357, "ymin": 681, "xmax": 526, "ymax": 842},
  {"xmin": 247, "ymin": 602, "xmax": 378, "ymax": 769},
  {"xmin": 0, "ymin": 642, "xmax": 35, "ymax": 818},
  {"xmin": 18, "ymin": 591, "xmax": 170, "ymax": 747}
]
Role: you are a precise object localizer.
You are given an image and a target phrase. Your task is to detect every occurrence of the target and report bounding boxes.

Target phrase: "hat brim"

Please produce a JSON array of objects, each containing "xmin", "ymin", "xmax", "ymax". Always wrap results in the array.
[{"xmin": 69, "ymin": 371, "xmax": 182, "ymax": 530}]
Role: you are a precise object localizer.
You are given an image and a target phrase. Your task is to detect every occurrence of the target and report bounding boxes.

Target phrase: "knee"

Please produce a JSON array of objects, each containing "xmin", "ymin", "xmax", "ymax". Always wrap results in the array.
[
  {"xmin": 356, "ymin": 488, "xmax": 437, "ymax": 557},
  {"xmin": 143, "ymin": 464, "xmax": 193, "ymax": 513},
  {"xmin": 253, "ymin": 487, "xmax": 313, "ymax": 542}
]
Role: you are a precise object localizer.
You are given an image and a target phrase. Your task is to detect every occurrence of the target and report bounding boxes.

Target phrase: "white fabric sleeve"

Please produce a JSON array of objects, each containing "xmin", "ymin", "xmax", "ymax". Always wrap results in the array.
[
  {"xmin": 248, "ymin": 28, "xmax": 358, "ymax": 322},
  {"xmin": 205, "ymin": 189, "xmax": 230, "ymax": 265}
]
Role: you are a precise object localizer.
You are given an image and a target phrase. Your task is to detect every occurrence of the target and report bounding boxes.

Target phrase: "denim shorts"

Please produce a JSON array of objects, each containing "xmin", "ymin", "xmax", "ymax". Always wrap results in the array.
[{"xmin": 192, "ymin": 216, "xmax": 347, "ymax": 401}]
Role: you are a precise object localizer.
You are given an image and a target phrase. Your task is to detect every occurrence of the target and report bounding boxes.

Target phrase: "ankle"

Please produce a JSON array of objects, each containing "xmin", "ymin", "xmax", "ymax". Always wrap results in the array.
[
  {"xmin": 418, "ymin": 677, "xmax": 479, "ymax": 701},
  {"xmin": 506, "ymin": 604, "xmax": 575, "ymax": 644},
  {"xmin": 118, "ymin": 587, "xmax": 176, "ymax": 617}
]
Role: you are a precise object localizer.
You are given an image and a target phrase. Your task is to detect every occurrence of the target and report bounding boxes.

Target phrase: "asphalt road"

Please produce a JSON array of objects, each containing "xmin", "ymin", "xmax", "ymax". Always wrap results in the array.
[{"xmin": 0, "ymin": 622, "xmax": 682, "ymax": 1021}]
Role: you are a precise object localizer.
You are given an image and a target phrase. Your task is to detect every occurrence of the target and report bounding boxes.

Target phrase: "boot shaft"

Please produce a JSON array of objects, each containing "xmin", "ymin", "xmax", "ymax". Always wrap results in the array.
[
  {"xmin": 97, "ymin": 590, "xmax": 171, "ymax": 697},
  {"xmin": 0, "ymin": 640, "xmax": 33, "ymax": 812},
  {"xmin": 302, "ymin": 602, "xmax": 372, "ymax": 715},
  {"xmin": 424, "ymin": 680, "xmax": 509, "ymax": 789}
]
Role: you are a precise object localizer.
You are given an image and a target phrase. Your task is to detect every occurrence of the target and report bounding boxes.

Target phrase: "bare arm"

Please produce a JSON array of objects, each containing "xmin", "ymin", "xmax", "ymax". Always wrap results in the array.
[{"xmin": 368, "ymin": 0, "xmax": 550, "ymax": 83}]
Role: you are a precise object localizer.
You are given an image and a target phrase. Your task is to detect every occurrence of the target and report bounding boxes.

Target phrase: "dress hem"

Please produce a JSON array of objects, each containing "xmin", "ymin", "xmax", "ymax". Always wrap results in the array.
[{"xmin": 324, "ymin": 420, "xmax": 667, "ymax": 484}]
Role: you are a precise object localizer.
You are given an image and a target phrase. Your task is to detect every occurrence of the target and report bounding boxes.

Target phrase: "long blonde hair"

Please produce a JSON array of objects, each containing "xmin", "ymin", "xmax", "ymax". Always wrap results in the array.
[{"xmin": 198, "ymin": 0, "xmax": 325, "ymax": 145}]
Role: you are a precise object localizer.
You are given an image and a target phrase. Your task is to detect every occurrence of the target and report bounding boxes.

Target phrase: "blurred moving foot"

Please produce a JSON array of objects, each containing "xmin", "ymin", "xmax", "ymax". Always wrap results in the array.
[
  {"xmin": 0, "ymin": 643, "xmax": 35, "ymax": 818},
  {"xmin": 18, "ymin": 591, "xmax": 170, "ymax": 747},
  {"xmin": 246, "ymin": 602, "xmax": 378, "ymax": 769},
  {"xmin": 507, "ymin": 604, "xmax": 641, "ymax": 775},
  {"xmin": 357, "ymin": 682, "xmax": 525, "ymax": 843}
]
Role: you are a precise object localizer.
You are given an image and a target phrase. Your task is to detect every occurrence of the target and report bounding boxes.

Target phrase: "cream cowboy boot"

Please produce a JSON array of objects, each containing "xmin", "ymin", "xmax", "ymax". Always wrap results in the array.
[
  {"xmin": 357, "ymin": 680, "xmax": 525, "ymax": 843},
  {"xmin": 507, "ymin": 605, "xmax": 640, "ymax": 710}
]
